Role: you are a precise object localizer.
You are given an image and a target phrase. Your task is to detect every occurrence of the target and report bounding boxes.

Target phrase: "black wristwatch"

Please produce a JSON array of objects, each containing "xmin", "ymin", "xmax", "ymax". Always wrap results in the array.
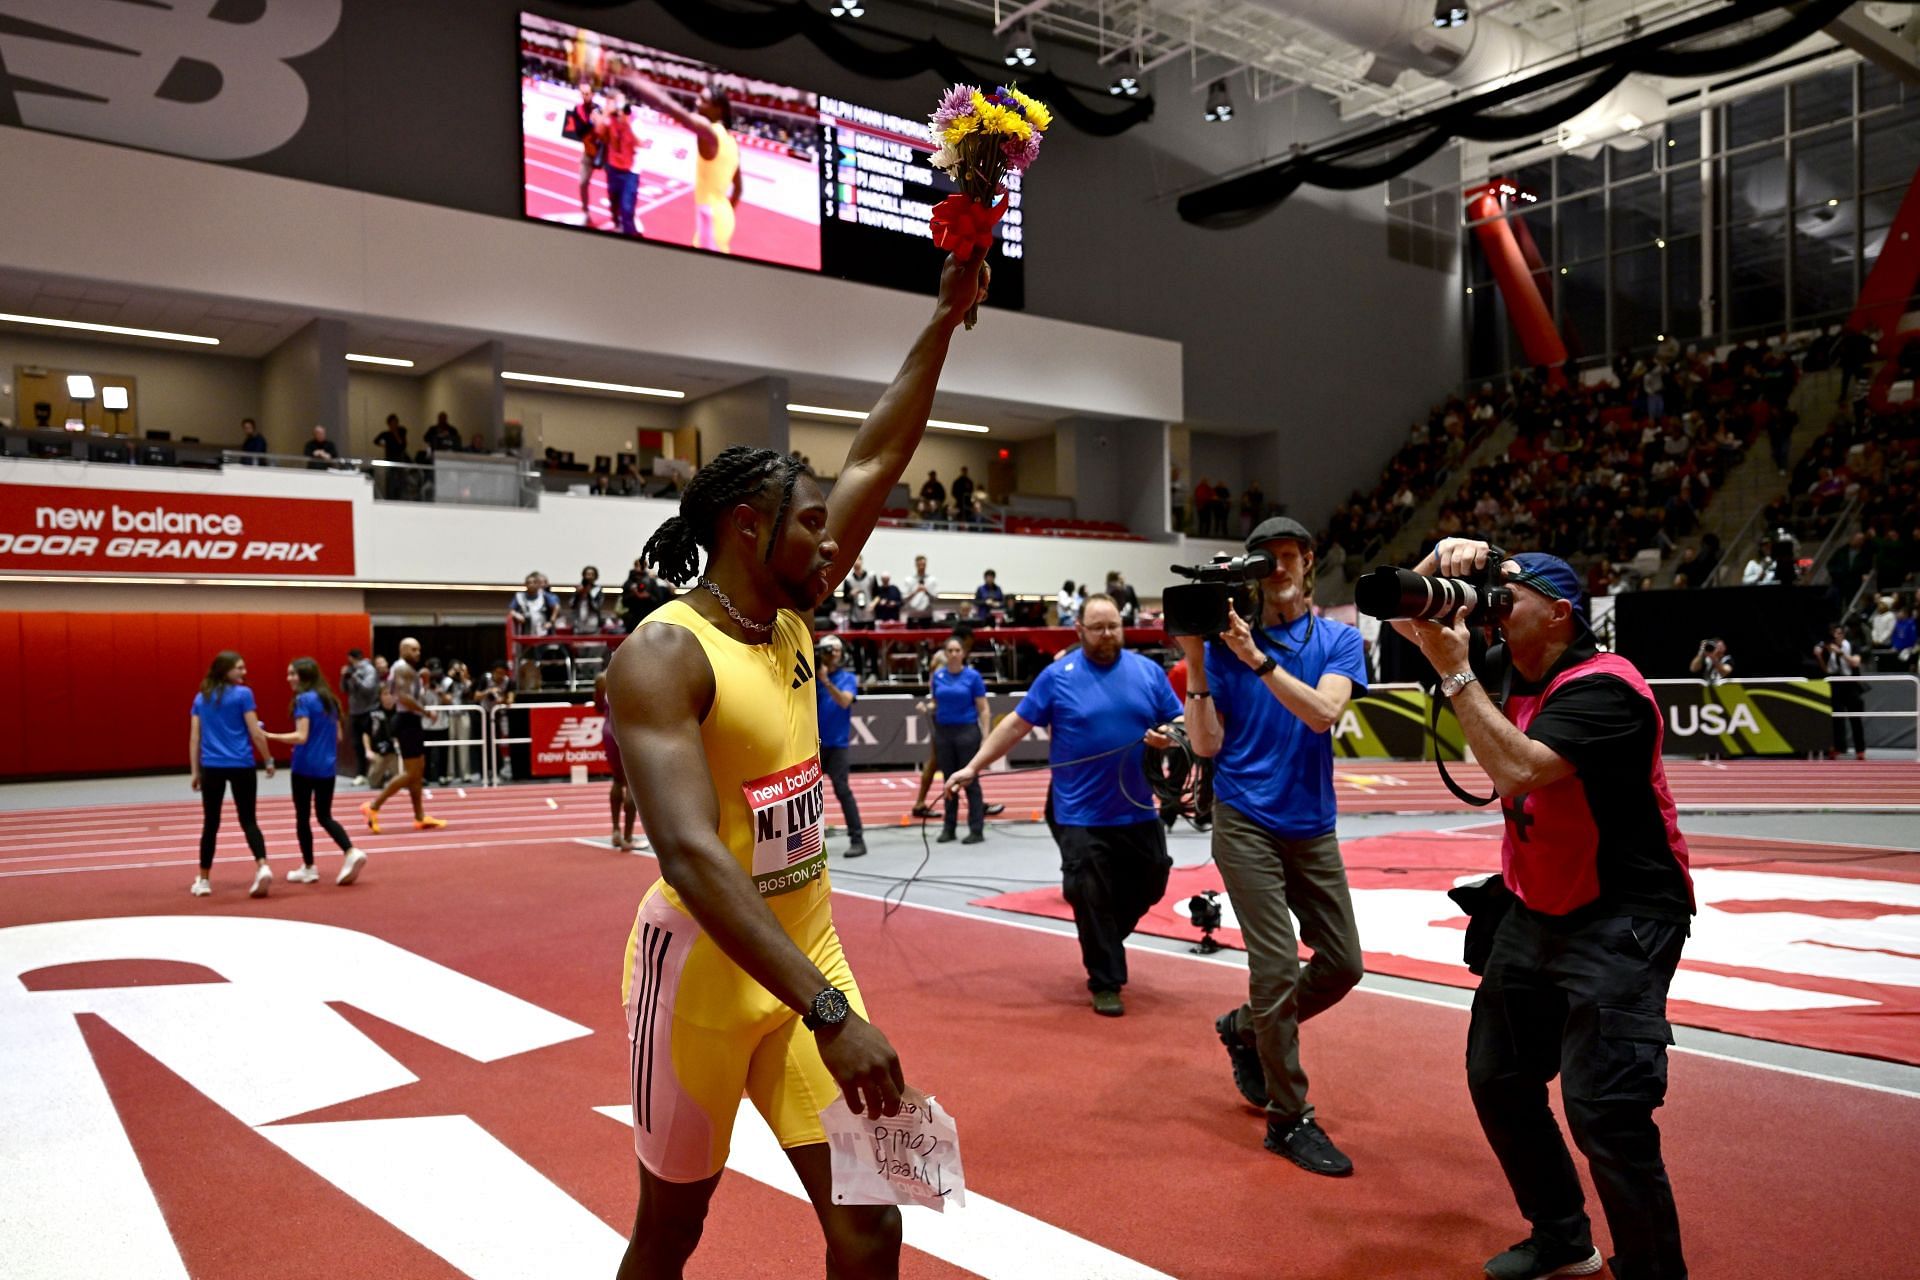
[
  {"xmin": 1252, "ymin": 656, "xmax": 1278, "ymax": 678},
  {"xmin": 802, "ymin": 986, "xmax": 851, "ymax": 1031}
]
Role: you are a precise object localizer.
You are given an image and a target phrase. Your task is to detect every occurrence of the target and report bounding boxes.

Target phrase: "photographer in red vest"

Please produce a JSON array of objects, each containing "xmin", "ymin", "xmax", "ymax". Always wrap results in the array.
[{"xmin": 1393, "ymin": 538, "xmax": 1694, "ymax": 1280}]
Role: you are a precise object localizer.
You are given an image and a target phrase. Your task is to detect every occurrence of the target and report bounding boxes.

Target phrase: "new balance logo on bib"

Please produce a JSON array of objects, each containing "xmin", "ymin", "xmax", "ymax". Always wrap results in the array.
[{"xmin": 744, "ymin": 756, "xmax": 826, "ymax": 895}]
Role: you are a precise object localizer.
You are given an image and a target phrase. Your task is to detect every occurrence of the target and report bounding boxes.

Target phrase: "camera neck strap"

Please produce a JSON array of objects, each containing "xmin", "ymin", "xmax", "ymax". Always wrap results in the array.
[{"xmin": 1430, "ymin": 658, "xmax": 1510, "ymax": 808}]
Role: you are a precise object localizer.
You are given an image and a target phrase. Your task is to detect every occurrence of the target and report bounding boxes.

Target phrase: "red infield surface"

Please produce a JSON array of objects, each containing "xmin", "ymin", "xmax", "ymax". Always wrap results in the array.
[
  {"xmin": 3, "ymin": 774, "xmax": 1918, "ymax": 1277},
  {"xmin": 522, "ymin": 133, "xmax": 821, "ymax": 270}
]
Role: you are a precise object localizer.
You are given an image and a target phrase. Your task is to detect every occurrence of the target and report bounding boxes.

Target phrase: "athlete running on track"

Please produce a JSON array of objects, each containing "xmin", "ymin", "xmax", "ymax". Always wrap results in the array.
[
  {"xmin": 605, "ymin": 247, "xmax": 987, "ymax": 1280},
  {"xmin": 362, "ymin": 637, "xmax": 446, "ymax": 834}
]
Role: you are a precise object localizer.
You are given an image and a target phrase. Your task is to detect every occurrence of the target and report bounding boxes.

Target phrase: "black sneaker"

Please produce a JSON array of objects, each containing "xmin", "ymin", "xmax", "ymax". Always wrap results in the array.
[
  {"xmin": 1090, "ymin": 989, "xmax": 1124, "ymax": 1017},
  {"xmin": 1263, "ymin": 1116, "xmax": 1353, "ymax": 1177},
  {"xmin": 1482, "ymin": 1239, "xmax": 1603, "ymax": 1279},
  {"xmin": 936, "ymin": 831, "xmax": 957, "ymax": 844},
  {"xmin": 1215, "ymin": 1011, "xmax": 1269, "ymax": 1109},
  {"xmin": 984, "ymin": 803, "xmax": 1006, "ymax": 817},
  {"xmin": 844, "ymin": 838, "xmax": 868, "ymax": 859},
  {"xmin": 961, "ymin": 832, "xmax": 985, "ymax": 845}
]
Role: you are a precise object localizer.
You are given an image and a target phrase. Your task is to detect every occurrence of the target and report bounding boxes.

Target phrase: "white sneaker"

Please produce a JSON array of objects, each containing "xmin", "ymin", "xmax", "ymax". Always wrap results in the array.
[
  {"xmin": 351, "ymin": 775, "xmax": 367, "ymax": 787},
  {"xmin": 249, "ymin": 863, "xmax": 273, "ymax": 898},
  {"xmin": 337, "ymin": 848, "xmax": 367, "ymax": 886},
  {"xmin": 189, "ymin": 877, "xmax": 212, "ymax": 897},
  {"xmin": 287, "ymin": 865, "xmax": 320, "ymax": 884},
  {"xmin": 610, "ymin": 830, "xmax": 626, "ymax": 850}
]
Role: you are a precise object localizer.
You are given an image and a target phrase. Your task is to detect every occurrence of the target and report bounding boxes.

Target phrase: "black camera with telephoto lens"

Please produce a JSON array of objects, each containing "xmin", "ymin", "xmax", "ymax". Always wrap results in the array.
[
  {"xmin": 1161, "ymin": 550, "xmax": 1274, "ymax": 638},
  {"xmin": 1354, "ymin": 550, "xmax": 1514, "ymax": 627}
]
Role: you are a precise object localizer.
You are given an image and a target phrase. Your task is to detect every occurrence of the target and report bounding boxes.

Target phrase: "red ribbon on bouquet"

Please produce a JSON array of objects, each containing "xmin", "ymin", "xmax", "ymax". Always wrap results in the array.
[{"xmin": 929, "ymin": 194, "xmax": 1006, "ymax": 256}]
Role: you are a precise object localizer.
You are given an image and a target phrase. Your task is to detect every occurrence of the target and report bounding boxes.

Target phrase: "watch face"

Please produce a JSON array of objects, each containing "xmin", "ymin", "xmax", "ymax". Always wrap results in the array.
[{"xmin": 811, "ymin": 987, "xmax": 850, "ymax": 1025}]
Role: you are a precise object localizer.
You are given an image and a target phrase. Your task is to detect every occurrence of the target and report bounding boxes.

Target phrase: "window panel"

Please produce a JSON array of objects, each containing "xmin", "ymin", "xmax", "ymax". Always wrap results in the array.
[
  {"xmin": 1791, "ymin": 67, "xmax": 1853, "ymax": 132},
  {"xmin": 1558, "ymin": 192, "xmax": 1606, "ymax": 262},
  {"xmin": 1793, "ymin": 125, "xmax": 1853, "ymax": 208},
  {"xmin": 1793, "ymin": 220, "xmax": 1856, "ymax": 325},
  {"xmin": 1726, "ymin": 145, "xmax": 1786, "ymax": 221},
  {"xmin": 1861, "ymin": 63, "xmax": 1905, "ymax": 112},
  {"xmin": 1611, "ymin": 177, "xmax": 1663, "ymax": 248},
  {"xmin": 1468, "ymin": 285, "xmax": 1507, "ymax": 380},
  {"xmin": 1558, "ymin": 151, "xmax": 1605, "ymax": 196},
  {"xmin": 1727, "ymin": 88, "xmax": 1784, "ymax": 148},
  {"xmin": 1661, "ymin": 114, "xmax": 1700, "ymax": 167},
  {"xmin": 1513, "ymin": 209, "xmax": 1553, "ymax": 266},
  {"xmin": 1727, "ymin": 216, "xmax": 1786, "ymax": 335},
  {"xmin": 1666, "ymin": 236, "xmax": 1704, "ymax": 342},
  {"xmin": 1513, "ymin": 161, "xmax": 1553, "ymax": 203},
  {"xmin": 1668, "ymin": 166, "xmax": 1701, "ymax": 236},
  {"xmin": 1612, "ymin": 246, "xmax": 1663, "ymax": 351},
  {"xmin": 1610, "ymin": 139, "xmax": 1655, "ymax": 180},
  {"xmin": 1863, "ymin": 99, "xmax": 1920, "ymax": 190},
  {"xmin": 1559, "ymin": 259, "xmax": 1607, "ymax": 360}
]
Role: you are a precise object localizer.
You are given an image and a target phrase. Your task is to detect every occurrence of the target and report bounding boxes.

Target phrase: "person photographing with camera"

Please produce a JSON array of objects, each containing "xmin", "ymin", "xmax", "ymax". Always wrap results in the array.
[
  {"xmin": 1175, "ymin": 516, "xmax": 1369, "ymax": 1177},
  {"xmin": 1687, "ymin": 638, "xmax": 1732, "ymax": 684},
  {"xmin": 1384, "ymin": 538, "xmax": 1694, "ymax": 1280}
]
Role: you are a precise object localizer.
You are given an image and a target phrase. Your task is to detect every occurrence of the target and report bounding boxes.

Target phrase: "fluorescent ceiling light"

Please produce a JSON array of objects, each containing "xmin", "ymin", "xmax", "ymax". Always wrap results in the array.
[
  {"xmin": 0, "ymin": 311, "xmax": 219, "ymax": 345},
  {"xmin": 787, "ymin": 402, "xmax": 988, "ymax": 433},
  {"xmin": 346, "ymin": 353, "xmax": 415, "ymax": 367},
  {"xmin": 503, "ymin": 371, "xmax": 684, "ymax": 398},
  {"xmin": 1557, "ymin": 132, "xmax": 1587, "ymax": 150},
  {"xmin": 66, "ymin": 374, "xmax": 96, "ymax": 399},
  {"xmin": 102, "ymin": 385, "xmax": 130, "ymax": 411}
]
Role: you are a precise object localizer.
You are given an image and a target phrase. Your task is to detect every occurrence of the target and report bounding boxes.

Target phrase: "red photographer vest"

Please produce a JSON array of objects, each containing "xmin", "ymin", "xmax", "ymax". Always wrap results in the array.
[{"xmin": 1500, "ymin": 652, "xmax": 1694, "ymax": 916}]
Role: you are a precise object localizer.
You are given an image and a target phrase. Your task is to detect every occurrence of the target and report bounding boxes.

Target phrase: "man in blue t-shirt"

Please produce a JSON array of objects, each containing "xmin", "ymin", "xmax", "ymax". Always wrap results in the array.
[
  {"xmin": 1176, "ymin": 516, "xmax": 1369, "ymax": 1178},
  {"xmin": 814, "ymin": 636, "xmax": 866, "ymax": 858},
  {"xmin": 948, "ymin": 594, "xmax": 1181, "ymax": 1017}
]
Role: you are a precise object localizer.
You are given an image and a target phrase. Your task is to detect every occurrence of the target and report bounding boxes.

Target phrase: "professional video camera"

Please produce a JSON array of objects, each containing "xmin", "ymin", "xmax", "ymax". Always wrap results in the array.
[
  {"xmin": 1353, "ymin": 548, "xmax": 1513, "ymax": 628},
  {"xmin": 1161, "ymin": 549, "xmax": 1275, "ymax": 637}
]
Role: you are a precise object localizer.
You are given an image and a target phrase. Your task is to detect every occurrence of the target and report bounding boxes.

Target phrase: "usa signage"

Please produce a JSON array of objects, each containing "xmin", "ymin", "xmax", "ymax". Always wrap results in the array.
[
  {"xmin": 528, "ymin": 704, "xmax": 610, "ymax": 777},
  {"xmin": 0, "ymin": 483, "xmax": 355, "ymax": 576}
]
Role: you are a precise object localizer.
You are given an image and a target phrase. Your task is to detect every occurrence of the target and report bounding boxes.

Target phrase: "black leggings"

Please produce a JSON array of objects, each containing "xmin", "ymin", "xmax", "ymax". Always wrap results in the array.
[
  {"xmin": 199, "ymin": 766, "xmax": 267, "ymax": 872},
  {"xmin": 292, "ymin": 773, "xmax": 355, "ymax": 864}
]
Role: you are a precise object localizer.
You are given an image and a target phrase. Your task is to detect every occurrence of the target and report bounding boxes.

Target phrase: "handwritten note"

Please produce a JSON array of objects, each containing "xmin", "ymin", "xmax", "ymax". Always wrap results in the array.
[{"xmin": 820, "ymin": 1091, "xmax": 966, "ymax": 1211}]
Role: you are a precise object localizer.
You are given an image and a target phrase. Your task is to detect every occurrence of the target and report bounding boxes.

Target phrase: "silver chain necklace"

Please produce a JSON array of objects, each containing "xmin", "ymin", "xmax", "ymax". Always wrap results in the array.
[{"xmin": 699, "ymin": 577, "xmax": 774, "ymax": 635}]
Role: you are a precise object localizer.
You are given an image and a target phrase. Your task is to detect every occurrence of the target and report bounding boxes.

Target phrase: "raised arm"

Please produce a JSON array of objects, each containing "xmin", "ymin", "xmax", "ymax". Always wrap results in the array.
[
  {"xmin": 614, "ymin": 72, "xmax": 717, "ymax": 157},
  {"xmin": 821, "ymin": 252, "xmax": 989, "ymax": 589},
  {"xmin": 607, "ymin": 626, "xmax": 904, "ymax": 1117}
]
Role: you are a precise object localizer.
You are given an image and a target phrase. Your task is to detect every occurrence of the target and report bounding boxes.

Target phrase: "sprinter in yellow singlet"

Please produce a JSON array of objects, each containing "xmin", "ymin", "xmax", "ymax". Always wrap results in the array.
[
  {"xmin": 605, "ymin": 249, "xmax": 988, "ymax": 1280},
  {"xmin": 616, "ymin": 72, "xmax": 742, "ymax": 254}
]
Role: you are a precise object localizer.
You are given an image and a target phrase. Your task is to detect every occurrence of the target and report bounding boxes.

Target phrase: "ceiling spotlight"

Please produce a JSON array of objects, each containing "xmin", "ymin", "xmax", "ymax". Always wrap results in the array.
[
  {"xmin": 1004, "ymin": 24, "xmax": 1037, "ymax": 68},
  {"xmin": 1110, "ymin": 75, "xmax": 1141, "ymax": 98},
  {"xmin": 1432, "ymin": 2, "xmax": 1469, "ymax": 28},
  {"xmin": 1203, "ymin": 79, "xmax": 1234, "ymax": 123},
  {"xmin": 829, "ymin": 0, "xmax": 864, "ymax": 16}
]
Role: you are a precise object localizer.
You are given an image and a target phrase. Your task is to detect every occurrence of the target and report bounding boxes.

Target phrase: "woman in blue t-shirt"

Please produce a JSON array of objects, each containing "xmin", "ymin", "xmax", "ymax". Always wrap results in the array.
[
  {"xmin": 266, "ymin": 657, "xmax": 368, "ymax": 887},
  {"xmin": 189, "ymin": 650, "xmax": 276, "ymax": 898},
  {"xmin": 920, "ymin": 636, "xmax": 989, "ymax": 843}
]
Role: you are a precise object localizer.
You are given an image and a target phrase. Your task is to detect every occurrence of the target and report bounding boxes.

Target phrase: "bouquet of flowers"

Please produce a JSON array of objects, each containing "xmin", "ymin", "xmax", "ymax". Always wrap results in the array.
[{"xmin": 928, "ymin": 84, "xmax": 1052, "ymax": 328}]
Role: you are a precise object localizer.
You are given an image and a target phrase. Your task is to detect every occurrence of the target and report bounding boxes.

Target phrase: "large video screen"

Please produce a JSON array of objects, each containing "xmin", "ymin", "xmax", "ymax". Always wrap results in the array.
[{"xmin": 517, "ymin": 15, "xmax": 1024, "ymax": 309}]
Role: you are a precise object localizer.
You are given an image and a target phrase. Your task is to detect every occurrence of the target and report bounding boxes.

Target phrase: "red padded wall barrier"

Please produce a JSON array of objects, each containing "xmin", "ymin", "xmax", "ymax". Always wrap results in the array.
[{"xmin": 0, "ymin": 612, "xmax": 372, "ymax": 780}]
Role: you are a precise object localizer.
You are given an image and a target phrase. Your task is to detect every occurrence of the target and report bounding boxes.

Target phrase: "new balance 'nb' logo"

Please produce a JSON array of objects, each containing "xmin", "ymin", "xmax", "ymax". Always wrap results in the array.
[
  {"xmin": 548, "ymin": 716, "xmax": 605, "ymax": 750},
  {"xmin": 791, "ymin": 652, "xmax": 814, "ymax": 690}
]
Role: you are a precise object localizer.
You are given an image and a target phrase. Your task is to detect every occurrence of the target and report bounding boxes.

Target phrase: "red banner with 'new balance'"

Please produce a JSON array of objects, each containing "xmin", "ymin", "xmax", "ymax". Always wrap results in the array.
[
  {"xmin": 527, "ymin": 704, "xmax": 611, "ymax": 776},
  {"xmin": 0, "ymin": 483, "xmax": 355, "ymax": 576}
]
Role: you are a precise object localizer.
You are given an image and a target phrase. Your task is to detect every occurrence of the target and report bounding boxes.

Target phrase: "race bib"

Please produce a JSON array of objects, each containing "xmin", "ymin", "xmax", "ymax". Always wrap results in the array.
[{"xmin": 742, "ymin": 756, "xmax": 826, "ymax": 896}]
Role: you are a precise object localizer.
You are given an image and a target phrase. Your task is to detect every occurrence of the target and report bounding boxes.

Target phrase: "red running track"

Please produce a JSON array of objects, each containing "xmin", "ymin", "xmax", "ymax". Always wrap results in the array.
[{"xmin": 3, "ymin": 832, "xmax": 1916, "ymax": 1278}]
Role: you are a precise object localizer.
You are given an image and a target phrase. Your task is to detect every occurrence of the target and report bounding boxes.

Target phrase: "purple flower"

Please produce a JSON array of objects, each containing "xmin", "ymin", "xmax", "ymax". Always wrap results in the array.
[{"xmin": 932, "ymin": 83, "xmax": 976, "ymax": 130}]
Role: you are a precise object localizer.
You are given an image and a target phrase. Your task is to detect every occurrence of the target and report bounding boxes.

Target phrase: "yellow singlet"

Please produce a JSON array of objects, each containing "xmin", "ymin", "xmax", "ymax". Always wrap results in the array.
[
  {"xmin": 620, "ymin": 599, "xmax": 863, "ymax": 1182},
  {"xmin": 692, "ymin": 124, "xmax": 739, "ymax": 253}
]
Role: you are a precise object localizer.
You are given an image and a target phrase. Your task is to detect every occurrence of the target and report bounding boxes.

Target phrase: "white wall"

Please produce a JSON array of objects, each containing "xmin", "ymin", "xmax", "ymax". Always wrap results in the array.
[
  {"xmin": 2, "ymin": 459, "xmax": 1222, "ymax": 600},
  {"xmin": 1190, "ymin": 430, "xmax": 1246, "ymax": 496},
  {"xmin": 2, "ymin": 333, "xmax": 259, "ymax": 443},
  {"xmin": 504, "ymin": 387, "xmax": 679, "ymax": 463},
  {"xmin": 788, "ymin": 420, "xmax": 996, "ymax": 498},
  {"xmin": 347, "ymin": 371, "xmax": 423, "ymax": 458},
  {"xmin": 1, "ymin": 125, "xmax": 1182, "ymax": 426}
]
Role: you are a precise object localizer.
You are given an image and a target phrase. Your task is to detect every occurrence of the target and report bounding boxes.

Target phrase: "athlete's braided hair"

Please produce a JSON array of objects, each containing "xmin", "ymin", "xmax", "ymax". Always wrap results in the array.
[{"xmin": 642, "ymin": 446, "xmax": 809, "ymax": 584}]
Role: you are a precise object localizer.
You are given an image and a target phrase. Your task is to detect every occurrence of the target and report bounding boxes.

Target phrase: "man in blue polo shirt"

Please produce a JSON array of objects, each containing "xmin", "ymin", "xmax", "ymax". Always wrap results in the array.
[
  {"xmin": 815, "ymin": 636, "xmax": 866, "ymax": 858},
  {"xmin": 1177, "ymin": 516, "xmax": 1369, "ymax": 1178},
  {"xmin": 948, "ymin": 593, "xmax": 1181, "ymax": 1016}
]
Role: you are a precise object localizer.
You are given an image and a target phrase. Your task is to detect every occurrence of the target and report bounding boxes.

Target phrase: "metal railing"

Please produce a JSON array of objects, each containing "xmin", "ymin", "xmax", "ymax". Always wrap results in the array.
[{"xmin": 223, "ymin": 450, "xmax": 542, "ymax": 508}]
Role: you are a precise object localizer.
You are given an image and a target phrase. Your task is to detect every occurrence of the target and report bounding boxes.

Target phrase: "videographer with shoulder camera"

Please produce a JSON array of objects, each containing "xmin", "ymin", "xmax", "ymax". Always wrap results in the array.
[
  {"xmin": 1386, "ymin": 538, "xmax": 1695, "ymax": 1280},
  {"xmin": 1176, "ymin": 516, "xmax": 1370, "ymax": 1178}
]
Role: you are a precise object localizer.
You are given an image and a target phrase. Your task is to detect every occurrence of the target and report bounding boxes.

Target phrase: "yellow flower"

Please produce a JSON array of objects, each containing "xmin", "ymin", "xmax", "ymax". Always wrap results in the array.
[
  {"xmin": 973, "ymin": 98, "xmax": 1033, "ymax": 140},
  {"xmin": 1008, "ymin": 88, "xmax": 1053, "ymax": 132},
  {"xmin": 942, "ymin": 114, "xmax": 980, "ymax": 147}
]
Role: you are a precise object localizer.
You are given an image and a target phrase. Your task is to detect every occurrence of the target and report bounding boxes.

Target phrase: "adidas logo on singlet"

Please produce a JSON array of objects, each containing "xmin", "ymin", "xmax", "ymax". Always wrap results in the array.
[{"xmin": 791, "ymin": 651, "xmax": 814, "ymax": 690}]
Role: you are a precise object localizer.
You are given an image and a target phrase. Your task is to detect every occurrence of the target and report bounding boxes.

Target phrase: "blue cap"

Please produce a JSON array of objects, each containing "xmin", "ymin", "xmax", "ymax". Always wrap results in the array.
[{"xmin": 1506, "ymin": 552, "xmax": 1590, "ymax": 629}]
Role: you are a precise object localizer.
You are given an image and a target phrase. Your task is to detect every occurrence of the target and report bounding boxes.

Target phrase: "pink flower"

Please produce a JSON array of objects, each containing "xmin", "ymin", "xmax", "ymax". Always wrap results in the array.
[{"xmin": 1001, "ymin": 133, "xmax": 1042, "ymax": 171}]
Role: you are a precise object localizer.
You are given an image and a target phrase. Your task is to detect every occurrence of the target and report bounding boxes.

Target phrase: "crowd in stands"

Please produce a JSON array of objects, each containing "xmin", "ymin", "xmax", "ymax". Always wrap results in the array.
[{"xmin": 1323, "ymin": 341, "xmax": 1803, "ymax": 592}]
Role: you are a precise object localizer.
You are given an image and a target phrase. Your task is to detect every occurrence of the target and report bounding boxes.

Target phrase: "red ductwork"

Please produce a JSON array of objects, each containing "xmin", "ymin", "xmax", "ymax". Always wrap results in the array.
[{"xmin": 1467, "ymin": 182, "xmax": 1568, "ymax": 387}]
